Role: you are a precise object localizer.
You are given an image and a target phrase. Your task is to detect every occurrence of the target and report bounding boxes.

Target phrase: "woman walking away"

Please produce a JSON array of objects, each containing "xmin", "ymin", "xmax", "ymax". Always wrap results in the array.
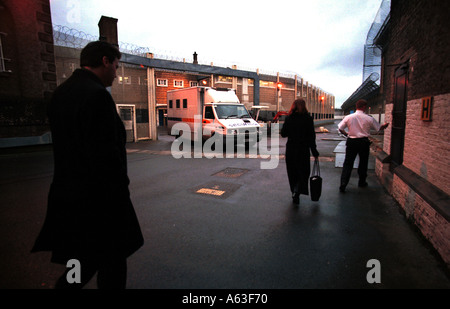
[{"xmin": 281, "ymin": 99, "xmax": 319, "ymax": 205}]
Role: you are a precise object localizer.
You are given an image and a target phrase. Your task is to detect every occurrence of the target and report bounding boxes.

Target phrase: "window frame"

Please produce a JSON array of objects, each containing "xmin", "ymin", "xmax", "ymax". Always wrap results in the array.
[
  {"xmin": 174, "ymin": 80, "xmax": 184, "ymax": 88},
  {"xmin": 157, "ymin": 78, "xmax": 168, "ymax": 87}
]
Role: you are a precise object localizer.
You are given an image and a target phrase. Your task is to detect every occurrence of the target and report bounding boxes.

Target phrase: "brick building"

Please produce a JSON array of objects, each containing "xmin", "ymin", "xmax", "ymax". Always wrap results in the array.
[
  {"xmin": 374, "ymin": 0, "xmax": 450, "ymax": 265},
  {"xmin": 108, "ymin": 58, "xmax": 335, "ymax": 142},
  {"xmin": 0, "ymin": 0, "xmax": 56, "ymax": 143},
  {"xmin": 1, "ymin": 8, "xmax": 335, "ymax": 146}
]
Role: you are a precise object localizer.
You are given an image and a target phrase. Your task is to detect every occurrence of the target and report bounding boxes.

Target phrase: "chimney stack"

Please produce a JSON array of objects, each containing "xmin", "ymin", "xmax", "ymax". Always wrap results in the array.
[
  {"xmin": 193, "ymin": 52, "xmax": 198, "ymax": 64},
  {"xmin": 98, "ymin": 16, "xmax": 119, "ymax": 47}
]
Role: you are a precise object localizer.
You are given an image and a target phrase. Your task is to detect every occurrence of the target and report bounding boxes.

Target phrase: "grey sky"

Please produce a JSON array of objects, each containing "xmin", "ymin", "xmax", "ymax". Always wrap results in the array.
[{"xmin": 49, "ymin": 0, "xmax": 383, "ymax": 108}]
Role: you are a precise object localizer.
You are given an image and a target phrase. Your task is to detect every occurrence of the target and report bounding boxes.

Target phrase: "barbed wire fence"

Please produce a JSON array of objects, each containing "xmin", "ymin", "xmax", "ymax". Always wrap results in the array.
[{"xmin": 52, "ymin": 24, "xmax": 300, "ymax": 80}]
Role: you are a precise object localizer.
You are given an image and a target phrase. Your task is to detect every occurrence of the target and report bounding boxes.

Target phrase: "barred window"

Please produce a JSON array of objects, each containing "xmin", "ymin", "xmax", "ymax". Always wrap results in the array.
[
  {"xmin": 157, "ymin": 78, "xmax": 168, "ymax": 87},
  {"xmin": 216, "ymin": 76, "xmax": 232, "ymax": 83},
  {"xmin": 174, "ymin": 80, "xmax": 184, "ymax": 87},
  {"xmin": 260, "ymin": 81, "xmax": 275, "ymax": 87},
  {"xmin": 119, "ymin": 76, "xmax": 131, "ymax": 84}
]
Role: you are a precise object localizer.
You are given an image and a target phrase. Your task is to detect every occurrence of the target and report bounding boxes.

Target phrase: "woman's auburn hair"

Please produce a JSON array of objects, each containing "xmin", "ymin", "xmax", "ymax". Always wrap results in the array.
[{"xmin": 288, "ymin": 99, "xmax": 308, "ymax": 115}]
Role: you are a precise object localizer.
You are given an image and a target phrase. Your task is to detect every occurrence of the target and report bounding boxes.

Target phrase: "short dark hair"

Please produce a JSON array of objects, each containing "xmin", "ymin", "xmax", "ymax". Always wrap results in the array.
[
  {"xmin": 80, "ymin": 41, "xmax": 121, "ymax": 68},
  {"xmin": 356, "ymin": 99, "xmax": 368, "ymax": 109}
]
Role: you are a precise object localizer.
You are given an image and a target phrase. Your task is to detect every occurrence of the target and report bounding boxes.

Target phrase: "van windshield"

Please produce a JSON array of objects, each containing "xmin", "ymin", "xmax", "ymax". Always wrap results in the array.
[{"xmin": 214, "ymin": 105, "xmax": 251, "ymax": 119}]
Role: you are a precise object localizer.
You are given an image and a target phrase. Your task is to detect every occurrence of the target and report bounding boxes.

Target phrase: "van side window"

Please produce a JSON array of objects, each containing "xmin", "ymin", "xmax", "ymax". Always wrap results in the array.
[
  {"xmin": 176, "ymin": 99, "xmax": 180, "ymax": 108},
  {"xmin": 169, "ymin": 100, "xmax": 173, "ymax": 108},
  {"xmin": 183, "ymin": 99, "xmax": 187, "ymax": 108},
  {"xmin": 205, "ymin": 106, "xmax": 214, "ymax": 119}
]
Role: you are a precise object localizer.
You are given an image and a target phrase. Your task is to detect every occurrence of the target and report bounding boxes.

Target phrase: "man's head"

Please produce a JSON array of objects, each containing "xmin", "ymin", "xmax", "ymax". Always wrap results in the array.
[
  {"xmin": 356, "ymin": 99, "xmax": 368, "ymax": 111},
  {"xmin": 80, "ymin": 41, "xmax": 121, "ymax": 87}
]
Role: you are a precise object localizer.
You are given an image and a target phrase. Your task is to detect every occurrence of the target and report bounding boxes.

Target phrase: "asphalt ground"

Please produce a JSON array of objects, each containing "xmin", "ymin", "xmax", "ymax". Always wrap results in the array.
[{"xmin": 0, "ymin": 120, "xmax": 449, "ymax": 296}]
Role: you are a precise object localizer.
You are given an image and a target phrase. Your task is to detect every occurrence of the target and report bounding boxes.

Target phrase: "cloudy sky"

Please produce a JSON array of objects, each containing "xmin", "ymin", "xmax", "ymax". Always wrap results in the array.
[{"xmin": 49, "ymin": 0, "xmax": 383, "ymax": 108}]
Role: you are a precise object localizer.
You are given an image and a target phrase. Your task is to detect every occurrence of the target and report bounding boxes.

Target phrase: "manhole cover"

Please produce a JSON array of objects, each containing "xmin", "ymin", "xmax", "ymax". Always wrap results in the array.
[
  {"xmin": 192, "ymin": 181, "xmax": 241, "ymax": 199},
  {"xmin": 213, "ymin": 167, "xmax": 249, "ymax": 178}
]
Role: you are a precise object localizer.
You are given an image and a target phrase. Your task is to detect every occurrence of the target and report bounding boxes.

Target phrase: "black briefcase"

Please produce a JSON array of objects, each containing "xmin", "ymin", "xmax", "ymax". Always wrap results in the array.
[{"xmin": 310, "ymin": 158, "xmax": 322, "ymax": 202}]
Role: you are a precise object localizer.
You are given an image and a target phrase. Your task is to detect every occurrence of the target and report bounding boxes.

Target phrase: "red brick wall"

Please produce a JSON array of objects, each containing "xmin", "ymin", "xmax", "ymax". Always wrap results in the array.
[
  {"xmin": 259, "ymin": 86, "xmax": 277, "ymax": 109},
  {"xmin": 381, "ymin": 0, "xmax": 450, "ymax": 195},
  {"xmin": 402, "ymin": 95, "xmax": 450, "ymax": 195},
  {"xmin": 377, "ymin": 0, "xmax": 450, "ymax": 265},
  {"xmin": 280, "ymin": 88, "xmax": 296, "ymax": 111},
  {"xmin": 381, "ymin": 0, "xmax": 450, "ymax": 104},
  {"xmin": 155, "ymin": 71, "xmax": 201, "ymax": 105},
  {"xmin": 391, "ymin": 174, "xmax": 450, "ymax": 265},
  {"xmin": 382, "ymin": 104, "xmax": 392, "ymax": 155}
]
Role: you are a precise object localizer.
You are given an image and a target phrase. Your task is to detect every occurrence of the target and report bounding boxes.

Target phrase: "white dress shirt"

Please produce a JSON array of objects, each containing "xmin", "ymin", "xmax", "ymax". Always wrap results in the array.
[{"xmin": 338, "ymin": 110, "xmax": 381, "ymax": 138}]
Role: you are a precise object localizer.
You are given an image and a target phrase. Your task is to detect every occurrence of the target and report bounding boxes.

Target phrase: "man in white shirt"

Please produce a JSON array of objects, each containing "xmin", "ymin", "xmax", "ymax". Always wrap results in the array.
[{"xmin": 338, "ymin": 99, "xmax": 389, "ymax": 193}]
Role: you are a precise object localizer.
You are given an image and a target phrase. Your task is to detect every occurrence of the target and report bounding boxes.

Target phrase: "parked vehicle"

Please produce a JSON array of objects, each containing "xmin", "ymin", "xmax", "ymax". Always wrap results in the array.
[{"xmin": 167, "ymin": 87, "xmax": 261, "ymax": 144}]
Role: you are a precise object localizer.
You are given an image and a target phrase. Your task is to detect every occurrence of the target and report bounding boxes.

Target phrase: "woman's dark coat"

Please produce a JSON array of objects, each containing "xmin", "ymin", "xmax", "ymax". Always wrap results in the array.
[
  {"xmin": 281, "ymin": 112, "xmax": 319, "ymax": 195},
  {"xmin": 32, "ymin": 69, "xmax": 143, "ymax": 264}
]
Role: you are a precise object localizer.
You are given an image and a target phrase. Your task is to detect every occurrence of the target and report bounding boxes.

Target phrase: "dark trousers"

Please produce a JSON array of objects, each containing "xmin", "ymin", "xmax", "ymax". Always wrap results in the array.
[
  {"xmin": 55, "ymin": 256, "xmax": 127, "ymax": 289},
  {"xmin": 340, "ymin": 137, "xmax": 371, "ymax": 188}
]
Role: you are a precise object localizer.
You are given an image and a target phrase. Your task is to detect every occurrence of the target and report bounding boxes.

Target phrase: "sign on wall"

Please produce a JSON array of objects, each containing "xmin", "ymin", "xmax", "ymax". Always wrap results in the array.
[{"xmin": 421, "ymin": 97, "xmax": 433, "ymax": 121}]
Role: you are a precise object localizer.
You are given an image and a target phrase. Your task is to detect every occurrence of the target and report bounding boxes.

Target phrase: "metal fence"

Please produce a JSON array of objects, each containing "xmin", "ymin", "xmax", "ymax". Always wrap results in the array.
[
  {"xmin": 52, "ymin": 24, "xmax": 301, "ymax": 80},
  {"xmin": 363, "ymin": 0, "xmax": 390, "ymax": 83}
]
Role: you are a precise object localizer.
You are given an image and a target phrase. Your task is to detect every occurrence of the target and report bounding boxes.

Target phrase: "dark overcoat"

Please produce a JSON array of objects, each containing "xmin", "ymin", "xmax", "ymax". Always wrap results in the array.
[
  {"xmin": 280, "ymin": 112, "xmax": 319, "ymax": 195},
  {"xmin": 32, "ymin": 69, "xmax": 144, "ymax": 264}
]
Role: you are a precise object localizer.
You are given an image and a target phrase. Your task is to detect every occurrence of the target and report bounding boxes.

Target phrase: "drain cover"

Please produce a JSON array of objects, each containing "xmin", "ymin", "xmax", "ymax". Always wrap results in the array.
[
  {"xmin": 213, "ymin": 167, "xmax": 249, "ymax": 178},
  {"xmin": 196, "ymin": 188, "xmax": 226, "ymax": 196},
  {"xmin": 192, "ymin": 181, "xmax": 241, "ymax": 199}
]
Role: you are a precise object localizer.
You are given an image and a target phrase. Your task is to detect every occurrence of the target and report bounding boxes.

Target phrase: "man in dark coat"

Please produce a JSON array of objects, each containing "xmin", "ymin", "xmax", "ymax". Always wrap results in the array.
[
  {"xmin": 281, "ymin": 99, "xmax": 319, "ymax": 204},
  {"xmin": 32, "ymin": 41, "xmax": 143, "ymax": 289}
]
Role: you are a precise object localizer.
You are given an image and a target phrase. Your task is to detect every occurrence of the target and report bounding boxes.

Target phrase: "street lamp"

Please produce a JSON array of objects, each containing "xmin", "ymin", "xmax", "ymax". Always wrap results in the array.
[{"xmin": 276, "ymin": 82, "xmax": 282, "ymax": 112}]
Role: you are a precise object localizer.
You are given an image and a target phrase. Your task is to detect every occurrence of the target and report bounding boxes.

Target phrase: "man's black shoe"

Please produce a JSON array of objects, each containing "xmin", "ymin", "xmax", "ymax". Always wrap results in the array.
[
  {"xmin": 358, "ymin": 182, "xmax": 368, "ymax": 188},
  {"xmin": 339, "ymin": 186, "xmax": 346, "ymax": 193}
]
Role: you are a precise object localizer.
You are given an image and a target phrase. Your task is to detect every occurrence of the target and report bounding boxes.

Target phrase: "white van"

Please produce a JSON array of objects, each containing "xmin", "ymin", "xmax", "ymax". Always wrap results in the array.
[{"xmin": 167, "ymin": 87, "xmax": 261, "ymax": 144}]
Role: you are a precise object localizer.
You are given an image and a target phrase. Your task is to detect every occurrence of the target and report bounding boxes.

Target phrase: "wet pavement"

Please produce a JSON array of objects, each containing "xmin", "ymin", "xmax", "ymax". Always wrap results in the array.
[{"xmin": 0, "ymin": 120, "xmax": 449, "ymax": 291}]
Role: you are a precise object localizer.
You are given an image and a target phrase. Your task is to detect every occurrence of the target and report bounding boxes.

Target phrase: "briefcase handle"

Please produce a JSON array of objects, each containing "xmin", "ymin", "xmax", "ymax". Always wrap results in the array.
[{"xmin": 312, "ymin": 158, "xmax": 320, "ymax": 177}]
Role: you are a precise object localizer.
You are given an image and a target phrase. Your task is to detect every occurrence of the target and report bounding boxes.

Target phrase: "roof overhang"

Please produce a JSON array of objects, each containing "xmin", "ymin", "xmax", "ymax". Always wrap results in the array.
[{"xmin": 341, "ymin": 73, "xmax": 380, "ymax": 111}]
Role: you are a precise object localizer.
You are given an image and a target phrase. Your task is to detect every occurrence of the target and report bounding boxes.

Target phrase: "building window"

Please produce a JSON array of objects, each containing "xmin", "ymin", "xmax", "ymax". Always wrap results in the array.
[
  {"xmin": 136, "ymin": 108, "xmax": 149, "ymax": 123},
  {"xmin": 119, "ymin": 76, "xmax": 131, "ymax": 84},
  {"xmin": 260, "ymin": 80, "xmax": 275, "ymax": 87},
  {"xmin": 217, "ymin": 76, "xmax": 232, "ymax": 83},
  {"xmin": 174, "ymin": 80, "xmax": 184, "ymax": 87},
  {"xmin": 204, "ymin": 106, "xmax": 214, "ymax": 119},
  {"xmin": 190, "ymin": 81, "xmax": 198, "ymax": 87},
  {"xmin": 157, "ymin": 78, "xmax": 168, "ymax": 87}
]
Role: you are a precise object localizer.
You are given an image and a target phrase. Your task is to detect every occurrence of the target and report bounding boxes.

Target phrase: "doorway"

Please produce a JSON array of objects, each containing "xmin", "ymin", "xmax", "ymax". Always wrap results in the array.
[
  {"xmin": 117, "ymin": 105, "xmax": 136, "ymax": 142},
  {"xmin": 390, "ymin": 63, "xmax": 408, "ymax": 169}
]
